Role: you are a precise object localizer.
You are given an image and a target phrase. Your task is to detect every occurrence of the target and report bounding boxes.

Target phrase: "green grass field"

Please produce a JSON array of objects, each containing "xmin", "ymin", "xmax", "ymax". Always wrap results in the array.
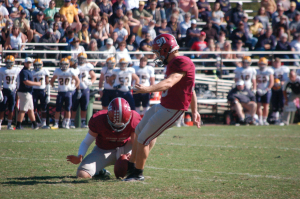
[{"xmin": 0, "ymin": 125, "xmax": 299, "ymax": 198}]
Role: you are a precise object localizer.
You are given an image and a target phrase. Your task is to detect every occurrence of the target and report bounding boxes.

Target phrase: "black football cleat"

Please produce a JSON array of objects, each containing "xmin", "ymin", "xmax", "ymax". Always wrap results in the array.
[{"xmin": 123, "ymin": 171, "xmax": 144, "ymax": 181}]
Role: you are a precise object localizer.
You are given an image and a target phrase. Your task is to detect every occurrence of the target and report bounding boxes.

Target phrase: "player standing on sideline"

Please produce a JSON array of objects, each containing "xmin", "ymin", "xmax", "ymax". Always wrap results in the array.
[
  {"xmin": 99, "ymin": 57, "xmax": 118, "ymax": 110},
  {"xmin": 133, "ymin": 56, "xmax": 155, "ymax": 116},
  {"xmin": 50, "ymin": 58, "xmax": 80, "ymax": 129},
  {"xmin": 0, "ymin": 56, "xmax": 21, "ymax": 130},
  {"xmin": 110, "ymin": 58, "xmax": 139, "ymax": 110},
  {"xmin": 66, "ymin": 98, "xmax": 156, "ymax": 178},
  {"xmin": 271, "ymin": 58, "xmax": 290, "ymax": 124},
  {"xmin": 70, "ymin": 53, "xmax": 97, "ymax": 128},
  {"xmin": 124, "ymin": 34, "xmax": 201, "ymax": 181},
  {"xmin": 234, "ymin": 56, "xmax": 257, "ymax": 91},
  {"xmin": 256, "ymin": 57, "xmax": 274, "ymax": 126},
  {"xmin": 32, "ymin": 59, "xmax": 51, "ymax": 129}
]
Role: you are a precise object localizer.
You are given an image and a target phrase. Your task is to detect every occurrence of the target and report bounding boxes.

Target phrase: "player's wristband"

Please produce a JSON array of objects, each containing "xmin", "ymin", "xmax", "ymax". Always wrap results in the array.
[
  {"xmin": 253, "ymin": 90, "xmax": 256, "ymax": 94},
  {"xmin": 77, "ymin": 133, "xmax": 95, "ymax": 157}
]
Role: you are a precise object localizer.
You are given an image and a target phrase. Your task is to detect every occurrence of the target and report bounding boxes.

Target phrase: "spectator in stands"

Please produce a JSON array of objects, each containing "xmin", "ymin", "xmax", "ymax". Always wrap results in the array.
[
  {"xmin": 167, "ymin": 14, "xmax": 181, "ymax": 41},
  {"xmin": 119, "ymin": 16, "xmax": 131, "ymax": 35},
  {"xmin": 87, "ymin": 39, "xmax": 100, "ymax": 66},
  {"xmin": 155, "ymin": 19, "xmax": 172, "ymax": 35},
  {"xmin": 44, "ymin": 1, "xmax": 59, "ymax": 23},
  {"xmin": 144, "ymin": 19, "xmax": 156, "ymax": 40},
  {"xmin": 116, "ymin": 41, "xmax": 132, "ymax": 65},
  {"xmin": 4, "ymin": 25, "xmax": 26, "ymax": 52},
  {"xmin": 111, "ymin": 31, "xmax": 119, "ymax": 49},
  {"xmin": 201, "ymin": 39, "xmax": 218, "ymax": 67},
  {"xmin": 101, "ymin": 16, "xmax": 111, "ymax": 37},
  {"xmin": 185, "ymin": 19, "xmax": 200, "ymax": 47},
  {"xmin": 226, "ymin": 2, "xmax": 244, "ymax": 32},
  {"xmin": 78, "ymin": 22, "xmax": 90, "ymax": 50},
  {"xmin": 261, "ymin": 0, "xmax": 277, "ymax": 15},
  {"xmin": 227, "ymin": 80, "xmax": 257, "ymax": 125},
  {"xmin": 217, "ymin": 31, "xmax": 226, "ymax": 49},
  {"xmin": 202, "ymin": 20, "xmax": 218, "ymax": 42},
  {"xmin": 99, "ymin": 38, "xmax": 116, "ymax": 64},
  {"xmin": 291, "ymin": 33, "xmax": 300, "ymax": 53},
  {"xmin": 190, "ymin": 31, "xmax": 207, "ymax": 58},
  {"xmin": 126, "ymin": 34, "xmax": 138, "ymax": 55},
  {"xmin": 53, "ymin": 13, "xmax": 62, "ymax": 29},
  {"xmin": 59, "ymin": 21, "xmax": 70, "ymax": 38},
  {"xmin": 112, "ymin": 0, "xmax": 127, "ymax": 15},
  {"xmin": 126, "ymin": 10, "xmax": 141, "ymax": 34},
  {"xmin": 31, "ymin": 11, "xmax": 48, "ymax": 42},
  {"xmin": 165, "ymin": 0, "xmax": 181, "ymax": 21},
  {"xmin": 277, "ymin": 0, "xmax": 290, "ymax": 11},
  {"xmin": 139, "ymin": 32, "xmax": 152, "ymax": 52},
  {"xmin": 1, "ymin": 20, "xmax": 12, "ymax": 46},
  {"xmin": 60, "ymin": 0, "xmax": 82, "ymax": 33},
  {"xmin": 216, "ymin": 0, "xmax": 231, "ymax": 13},
  {"xmin": 285, "ymin": 2, "xmax": 297, "ymax": 22},
  {"xmin": 133, "ymin": 1, "xmax": 152, "ymax": 24},
  {"xmin": 275, "ymin": 33, "xmax": 299, "ymax": 66},
  {"xmin": 272, "ymin": 6, "xmax": 288, "ymax": 28},
  {"xmin": 37, "ymin": 0, "xmax": 51, "ymax": 11},
  {"xmin": 290, "ymin": 11, "xmax": 300, "ymax": 37},
  {"xmin": 282, "ymin": 70, "xmax": 300, "ymax": 125},
  {"xmin": 0, "ymin": 13, "xmax": 6, "ymax": 33},
  {"xmin": 80, "ymin": 0, "xmax": 100, "ymax": 21},
  {"xmin": 52, "ymin": 22, "xmax": 61, "ymax": 42},
  {"xmin": 168, "ymin": 7, "xmax": 184, "ymax": 23},
  {"xmin": 230, "ymin": 21, "xmax": 247, "ymax": 48},
  {"xmin": 91, "ymin": 21, "xmax": 108, "ymax": 48},
  {"xmin": 60, "ymin": 29, "xmax": 74, "ymax": 52},
  {"xmin": 109, "ymin": 7, "xmax": 124, "ymax": 27},
  {"xmin": 19, "ymin": 0, "xmax": 32, "ymax": 20},
  {"xmin": 221, "ymin": 41, "xmax": 234, "ymax": 67},
  {"xmin": 10, "ymin": 0, "xmax": 23, "ymax": 20},
  {"xmin": 179, "ymin": 0, "xmax": 198, "ymax": 21},
  {"xmin": 211, "ymin": 2, "xmax": 225, "ymax": 34},
  {"xmin": 180, "ymin": 12, "xmax": 191, "ymax": 43},
  {"xmin": 242, "ymin": 13, "xmax": 258, "ymax": 50},
  {"xmin": 147, "ymin": 0, "xmax": 161, "ymax": 27},
  {"xmin": 250, "ymin": 16, "xmax": 264, "ymax": 38},
  {"xmin": 38, "ymin": 28, "xmax": 58, "ymax": 59},
  {"xmin": 71, "ymin": 0, "xmax": 85, "ymax": 20},
  {"xmin": 273, "ymin": 15, "xmax": 289, "ymax": 38},
  {"xmin": 256, "ymin": 7, "xmax": 271, "ymax": 30},
  {"xmin": 98, "ymin": 0, "xmax": 112, "ymax": 17},
  {"xmin": 70, "ymin": 36, "xmax": 85, "ymax": 59},
  {"xmin": 0, "ymin": 0, "xmax": 9, "ymax": 19},
  {"xmin": 255, "ymin": 27, "xmax": 276, "ymax": 52},
  {"xmin": 14, "ymin": 9, "xmax": 33, "ymax": 42},
  {"xmin": 197, "ymin": 0, "xmax": 211, "ymax": 22},
  {"xmin": 113, "ymin": 20, "xmax": 128, "ymax": 43},
  {"xmin": 233, "ymin": 40, "xmax": 247, "ymax": 67}
]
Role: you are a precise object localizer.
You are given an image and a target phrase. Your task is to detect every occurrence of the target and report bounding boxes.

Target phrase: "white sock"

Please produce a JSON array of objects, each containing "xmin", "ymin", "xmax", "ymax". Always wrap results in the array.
[
  {"xmin": 8, "ymin": 120, "xmax": 12, "ymax": 126},
  {"xmin": 55, "ymin": 119, "xmax": 59, "ymax": 125},
  {"xmin": 135, "ymin": 107, "xmax": 140, "ymax": 115},
  {"xmin": 275, "ymin": 112, "xmax": 279, "ymax": 120},
  {"xmin": 65, "ymin": 118, "xmax": 70, "ymax": 126},
  {"xmin": 0, "ymin": 119, "xmax": 2, "ymax": 130},
  {"xmin": 259, "ymin": 116, "xmax": 263, "ymax": 123},
  {"xmin": 42, "ymin": 118, "xmax": 46, "ymax": 126},
  {"xmin": 263, "ymin": 117, "xmax": 267, "ymax": 122}
]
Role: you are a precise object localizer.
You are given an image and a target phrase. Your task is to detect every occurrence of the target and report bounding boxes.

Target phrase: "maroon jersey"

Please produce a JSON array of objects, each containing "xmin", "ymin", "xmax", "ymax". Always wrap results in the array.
[
  {"xmin": 88, "ymin": 110, "xmax": 141, "ymax": 150},
  {"xmin": 160, "ymin": 56, "xmax": 195, "ymax": 111}
]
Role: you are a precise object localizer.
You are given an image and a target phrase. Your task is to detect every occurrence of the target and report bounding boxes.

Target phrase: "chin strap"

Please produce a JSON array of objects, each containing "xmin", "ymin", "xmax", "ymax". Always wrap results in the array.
[{"xmin": 107, "ymin": 114, "xmax": 132, "ymax": 132}]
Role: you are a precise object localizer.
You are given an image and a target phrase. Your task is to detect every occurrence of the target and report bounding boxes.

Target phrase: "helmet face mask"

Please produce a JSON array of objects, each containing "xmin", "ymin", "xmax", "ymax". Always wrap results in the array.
[
  {"xmin": 5, "ymin": 55, "xmax": 15, "ymax": 69},
  {"xmin": 259, "ymin": 63, "xmax": 267, "ymax": 70},
  {"xmin": 34, "ymin": 63, "xmax": 43, "ymax": 71},
  {"xmin": 78, "ymin": 57, "xmax": 86, "ymax": 65},
  {"xmin": 70, "ymin": 58, "xmax": 78, "ymax": 69},
  {"xmin": 106, "ymin": 57, "xmax": 116, "ymax": 69},
  {"xmin": 120, "ymin": 63, "xmax": 128, "ymax": 70},
  {"xmin": 60, "ymin": 58, "xmax": 70, "ymax": 71},
  {"xmin": 242, "ymin": 61, "xmax": 250, "ymax": 68},
  {"xmin": 5, "ymin": 61, "xmax": 14, "ymax": 69}
]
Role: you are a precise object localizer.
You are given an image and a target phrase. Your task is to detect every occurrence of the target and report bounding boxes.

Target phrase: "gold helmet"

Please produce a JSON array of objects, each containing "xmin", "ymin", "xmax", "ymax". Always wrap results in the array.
[
  {"xmin": 258, "ymin": 57, "xmax": 268, "ymax": 70},
  {"xmin": 60, "ymin": 58, "xmax": 70, "ymax": 71},
  {"xmin": 33, "ymin": 58, "xmax": 43, "ymax": 71},
  {"xmin": 5, "ymin": 55, "xmax": 15, "ymax": 69},
  {"xmin": 273, "ymin": 78, "xmax": 281, "ymax": 91},
  {"xmin": 106, "ymin": 57, "xmax": 116, "ymax": 69},
  {"xmin": 242, "ymin": 56, "xmax": 251, "ymax": 68},
  {"xmin": 70, "ymin": 58, "xmax": 78, "ymax": 69},
  {"xmin": 119, "ymin": 58, "xmax": 129, "ymax": 70},
  {"xmin": 66, "ymin": 55, "xmax": 72, "ymax": 60},
  {"xmin": 78, "ymin": 52, "xmax": 87, "ymax": 65}
]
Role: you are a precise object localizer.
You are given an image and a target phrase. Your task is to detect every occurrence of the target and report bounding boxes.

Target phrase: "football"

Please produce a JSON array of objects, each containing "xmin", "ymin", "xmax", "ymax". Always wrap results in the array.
[{"xmin": 114, "ymin": 154, "xmax": 131, "ymax": 179}]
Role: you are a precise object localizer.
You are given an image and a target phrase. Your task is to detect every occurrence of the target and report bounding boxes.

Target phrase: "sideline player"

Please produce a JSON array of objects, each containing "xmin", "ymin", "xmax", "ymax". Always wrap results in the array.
[
  {"xmin": 133, "ymin": 57, "xmax": 155, "ymax": 116},
  {"xmin": 234, "ymin": 56, "xmax": 257, "ymax": 91},
  {"xmin": 256, "ymin": 57, "xmax": 274, "ymax": 125},
  {"xmin": 271, "ymin": 58, "xmax": 290, "ymax": 124},
  {"xmin": 66, "ymin": 98, "xmax": 156, "ymax": 178},
  {"xmin": 70, "ymin": 53, "xmax": 97, "ymax": 128},
  {"xmin": 32, "ymin": 59, "xmax": 51, "ymax": 129},
  {"xmin": 124, "ymin": 34, "xmax": 201, "ymax": 181},
  {"xmin": 50, "ymin": 58, "xmax": 80, "ymax": 129},
  {"xmin": 0, "ymin": 55, "xmax": 21, "ymax": 130},
  {"xmin": 110, "ymin": 58, "xmax": 139, "ymax": 110},
  {"xmin": 99, "ymin": 57, "xmax": 118, "ymax": 110}
]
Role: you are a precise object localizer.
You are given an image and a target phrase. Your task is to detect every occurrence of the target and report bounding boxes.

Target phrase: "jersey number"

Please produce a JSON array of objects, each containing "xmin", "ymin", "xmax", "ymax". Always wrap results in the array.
[
  {"xmin": 257, "ymin": 76, "xmax": 267, "ymax": 83},
  {"xmin": 6, "ymin": 76, "xmax": 15, "ymax": 84},
  {"xmin": 119, "ymin": 77, "xmax": 129, "ymax": 86},
  {"xmin": 34, "ymin": 77, "xmax": 43, "ymax": 83},
  {"xmin": 80, "ymin": 72, "xmax": 86, "ymax": 81},
  {"xmin": 242, "ymin": 75, "xmax": 250, "ymax": 81},
  {"xmin": 59, "ymin": 78, "xmax": 70, "ymax": 85}
]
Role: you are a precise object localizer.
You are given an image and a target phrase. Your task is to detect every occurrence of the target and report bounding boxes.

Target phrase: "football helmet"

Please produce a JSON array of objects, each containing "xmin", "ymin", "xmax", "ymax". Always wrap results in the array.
[
  {"xmin": 60, "ymin": 58, "xmax": 70, "ymax": 71},
  {"xmin": 258, "ymin": 57, "xmax": 268, "ymax": 71},
  {"xmin": 70, "ymin": 58, "xmax": 78, "ymax": 69},
  {"xmin": 33, "ymin": 59, "xmax": 43, "ymax": 71},
  {"xmin": 119, "ymin": 58, "xmax": 128, "ymax": 70},
  {"xmin": 273, "ymin": 78, "xmax": 281, "ymax": 90},
  {"xmin": 78, "ymin": 52, "xmax": 87, "ymax": 65},
  {"xmin": 107, "ymin": 97, "xmax": 132, "ymax": 132},
  {"xmin": 152, "ymin": 34, "xmax": 179, "ymax": 66},
  {"xmin": 106, "ymin": 57, "xmax": 116, "ymax": 69},
  {"xmin": 5, "ymin": 55, "xmax": 15, "ymax": 69},
  {"xmin": 242, "ymin": 56, "xmax": 251, "ymax": 68},
  {"xmin": 66, "ymin": 55, "xmax": 72, "ymax": 60}
]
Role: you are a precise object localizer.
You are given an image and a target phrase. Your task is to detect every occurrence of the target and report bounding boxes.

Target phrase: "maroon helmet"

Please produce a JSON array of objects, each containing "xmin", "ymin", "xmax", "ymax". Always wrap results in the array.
[
  {"xmin": 152, "ymin": 34, "xmax": 179, "ymax": 66},
  {"xmin": 107, "ymin": 98, "xmax": 132, "ymax": 132}
]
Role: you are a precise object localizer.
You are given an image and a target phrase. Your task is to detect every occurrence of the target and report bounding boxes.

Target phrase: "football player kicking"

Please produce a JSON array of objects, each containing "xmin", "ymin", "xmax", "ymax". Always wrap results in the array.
[
  {"xmin": 99, "ymin": 57, "xmax": 118, "ymax": 110},
  {"xmin": 50, "ymin": 58, "xmax": 80, "ymax": 129},
  {"xmin": 0, "ymin": 55, "xmax": 21, "ymax": 130},
  {"xmin": 66, "ymin": 98, "xmax": 156, "ymax": 178},
  {"xmin": 256, "ymin": 58, "xmax": 274, "ymax": 126},
  {"xmin": 70, "ymin": 53, "xmax": 97, "ymax": 128},
  {"xmin": 110, "ymin": 58, "xmax": 139, "ymax": 110},
  {"xmin": 234, "ymin": 56, "xmax": 257, "ymax": 92},
  {"xmin": 32, "ymin": 59, "xmax": 51, "ymax": 129},
  {"xmin": 124, "ymin": 34, "xmax": 201, "ymax": 181},
  {"xmin": 133, "ymin": 56, "xmax": 155, "ymax": 116}
]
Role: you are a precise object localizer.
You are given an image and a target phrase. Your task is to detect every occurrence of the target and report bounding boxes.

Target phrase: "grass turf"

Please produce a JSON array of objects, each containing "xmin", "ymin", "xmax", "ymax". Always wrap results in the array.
[{"xmin": 0, "ymin": 125, "xmax": 299, "ymax": 198}]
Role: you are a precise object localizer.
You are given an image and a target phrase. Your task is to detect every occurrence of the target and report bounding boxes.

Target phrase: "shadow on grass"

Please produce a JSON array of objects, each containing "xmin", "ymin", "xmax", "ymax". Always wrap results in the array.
[{"xmin": 2, "ymin": 175, "xmax": 117, "ymax": 186}]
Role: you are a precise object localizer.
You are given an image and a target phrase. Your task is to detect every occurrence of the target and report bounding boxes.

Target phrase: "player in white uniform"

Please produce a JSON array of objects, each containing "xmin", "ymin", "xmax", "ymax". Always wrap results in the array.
[
  {"xmin": 99, "ymin": 57, "xmax": 118, "ymax": 110},
  {"xmin": 234, "ymin": 56, "xmax": 257, "ymax": 91},
  {"xmin": 110, "ymin": 58, "xmax": 139, "ymax": 110},
  {"xmin": 70, "ymin": 53, "xmax": 96, "ymax": 129},
  {"xmin": 32, "ymin": 59, "xmax": 51, "ymax": 129},
  {"xmin": 133, "ymin": 56, "xmax": 155, "ymax": 116},
  {"xmin": 256, "ymin": 57, "xmax": 274, "ymax": 125},
  {"xmin": 271, "ymin": 58, "xmax": 290, "ymax": 124},
  {"xmin": 0, "ymin": 55, "xmax": 21, "ymax": 130},
  {"xmin": 50, "ymin": 58, "xmax": 80, "ymax": 129}
]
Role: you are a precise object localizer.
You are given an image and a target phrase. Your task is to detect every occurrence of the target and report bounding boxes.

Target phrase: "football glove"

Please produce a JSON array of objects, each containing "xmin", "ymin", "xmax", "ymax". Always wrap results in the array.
[
  {"xmin": 77, "ymin": 89, "xmax": 82, "ymax": 99},
  {"xmin": 0, "ymin": 90, "xmax": 3, "ymax": 102},
  {"xmin": 257, "ymin": 89, "xmax": 267, "ymax": 96},
  {"xmin": 84, "ymin": 79, "xmax": 92, "ymax": 86},
  {"xmin": 45, "ymin": 95, "xmax": 50, "ymax": 104},
  {"xmin": 113, "ymin": 85, "xmax": 122, "ymax": 90}
]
